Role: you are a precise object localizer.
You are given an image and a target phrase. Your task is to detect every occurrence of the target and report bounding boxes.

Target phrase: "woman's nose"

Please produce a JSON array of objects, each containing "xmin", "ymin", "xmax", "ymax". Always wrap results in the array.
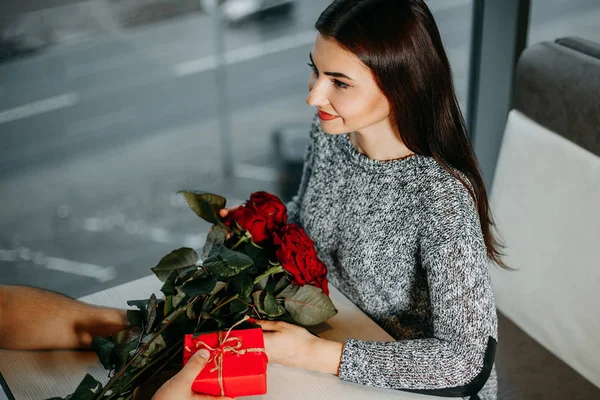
[{"xmin": 306, "ymin": 83, "xmax": 329, "ymax": 107}]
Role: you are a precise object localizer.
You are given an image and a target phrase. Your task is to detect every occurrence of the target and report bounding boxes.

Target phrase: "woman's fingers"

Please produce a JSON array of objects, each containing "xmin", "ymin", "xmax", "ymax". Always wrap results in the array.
[
  {"xmin": 218, "ymin": 206, "xmax": 240, "ymax": 240},
  {"xmin": 219, "ymin": 206, "xmax": 239, "ymax": 218},
  {"xmin": 253, "ymin": 319, "xmax": 288, "ymax": 332}
]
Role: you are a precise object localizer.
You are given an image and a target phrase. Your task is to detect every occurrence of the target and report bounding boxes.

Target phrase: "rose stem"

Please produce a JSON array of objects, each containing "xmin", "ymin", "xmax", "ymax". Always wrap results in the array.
[
  {"xmin": 211, "ymin": 294, "xmax": 239, "ymax": 314},
  {"xmin": 253, "ymin": 265, "xmax": 284, "ymax": 284},
  {"xmin": 93, "ymin": 296, "xmax": 201, "ymax": 399}
]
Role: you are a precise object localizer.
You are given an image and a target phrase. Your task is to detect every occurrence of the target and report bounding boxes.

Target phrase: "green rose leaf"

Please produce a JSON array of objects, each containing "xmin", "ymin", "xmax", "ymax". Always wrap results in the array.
[
  {"xmin": 160, "ymin": 270, "xmax": 180, "ymax": 296},
  {"xmin": 228, "ymin": 299, "xmax": 248, "ymax": 315},
  {"xmin": 146, "ymin": 294, "xmax": 158, "ymax": 334},
  {"xmin": 274, "ymin": 275, "xmax": 291, "ymax": 295},
  {"xmin": 130, "ymin": 354, "xmax": 150, "ymax": 369},
  {"xmin": 265, "ymin": 279, "xmax": 276, "ymax": 295},
  {"xmin": 284, "ymin": 285, "xmax": 338, "ymax": 326},
  {"xmin": 152, "ymin": 247, "xmax": 198, "ymax": 282},
  {"xmin": 254, "ymin": 275, "xmax": 268, "ymax": 291},
  {"xmin": 276, "ymin": 284, "xmax": 299, "ymax": 300},
  {"xmin": 179, "ymin": 191, "xmax": 227, "ymax": 225},
  {"xmin": 181, "ymin": 276, "xmax": 217, "ymax": 298},
  {"xmin": 252, "ymin": 290, "xmax": 267, "ymax": 315},
  {"xmin": 127, "ymin": 299, "xmax": 148, "ymax": 321},
  {"xmin": 231, "ymin": 273, "xmax": 253, "ymax": 299},
  {"xmin": 126, "ymin": 310, "xmax": 144, "ymax": 328},
  {"xmin": 173, "ymin": 310, "xmax": 196, "ymax": 333},
  {"xmin": 55, "ymin": 373, "xmax": 102, "ymax": 400},
  {"xmin": 186, "ymin": 305, "xmax": 197, "ymax": 321},
  {"xmin": 211, "ymin": 281, "xmax": 227, "ymax": 296},
  {"xmin": 219, "ymin": 247, "xmax": 253, "ymax": 272},
  {"xmin": 163, "ymin": 296, "xmax": 173, "ymax": 316},
  {"xmin": 204, "ymin": 256, "xmax": 237, "ymax": 278},
  {"xmin": 171, "ymin": 291, "xmax": 187, "ymax": 308},
  {"xmin": 203, "ymin": 246, "xmax": 235, "ymax": 278},
  {"xmin": 202, "ymin": 294, "xmax": 219, "ymax": 313},
  {"xmin": 109, "ymin": 369, "xmax": 136, "ymax": 397},
  {"xmin": 91, "ymin": 336, "xmax": 114, "ymax": 370},
  {"xmin": 263, "ymin": 291, "xmax": 286, "ymax": 317},
  {"xmin": 212, "ymin": 315, "xmax": 228, "ymax": 330},
  {"xmin": 146, "ymin": 334, "xmax": 167, "ymax": 356},
  {"xmin": 176, "ymin": 266, "xmax": 199, "ymax": 285},
  {"xmin": 243, "ymin": 242, "xmax": 270, "ymax": 269},
  {"xmin": 132, "ymin": 335, "xmax": 167, "ymax": 369},
  {"xmin": 203, "ymin": 247, "xmax": 252, "ymax": 278},
  {"xmin": 202, "ymin": 225, "xmax": 227, "ymax": 260},
  {"xmin": 113, "ymin": 334, "xmax": 140, "ymax": 371}
]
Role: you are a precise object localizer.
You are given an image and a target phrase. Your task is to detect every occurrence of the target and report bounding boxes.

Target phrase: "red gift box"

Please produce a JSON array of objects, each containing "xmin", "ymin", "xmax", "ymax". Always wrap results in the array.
[{"xmin": 183, "ymin": 327, "xmax": 268, "ymax": 397}]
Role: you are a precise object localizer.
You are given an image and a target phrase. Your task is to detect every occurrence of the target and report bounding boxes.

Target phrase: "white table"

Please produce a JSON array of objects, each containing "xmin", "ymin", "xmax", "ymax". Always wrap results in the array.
[{"xmin": 0, "ymin": 276, "xmax": 445, "ymax": 400}]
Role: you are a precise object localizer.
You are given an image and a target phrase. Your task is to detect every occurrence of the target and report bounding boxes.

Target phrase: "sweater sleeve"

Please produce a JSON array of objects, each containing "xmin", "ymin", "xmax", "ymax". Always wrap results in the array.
[
  {"xmin": 337, "ymin": 177, "xmax": 498, "ymax": 396},
  {"xmin": 286, "ymin": 113, "xmax": 319, "ymax": 226}
]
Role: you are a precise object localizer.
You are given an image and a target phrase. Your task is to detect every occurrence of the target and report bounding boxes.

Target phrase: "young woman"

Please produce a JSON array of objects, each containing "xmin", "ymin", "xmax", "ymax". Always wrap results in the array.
[{"xmin": 223, "ymin": 1, "xmax": 504, "ymax": 399}]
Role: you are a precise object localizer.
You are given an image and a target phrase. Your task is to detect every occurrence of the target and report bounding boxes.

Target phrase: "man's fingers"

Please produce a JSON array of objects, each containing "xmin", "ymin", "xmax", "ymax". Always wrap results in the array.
[
  {"xmin": 175, "ymin": 349, "xmax": 211, "ymax": 383},
  {"xmin": 185, "ymin": 351, "xmax": 235, "ymax": 400},
  {"xmin": 180, "ymin": 350, "xmax": 236, "ymax": 400}
]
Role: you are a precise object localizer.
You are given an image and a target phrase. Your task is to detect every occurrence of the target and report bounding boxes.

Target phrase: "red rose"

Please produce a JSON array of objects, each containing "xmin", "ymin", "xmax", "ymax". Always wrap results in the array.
[
  {"xmin": 248, "ymin": 192, "xmax": 287, "ymax": 230},
  {"xmin": 224, "ymin": 191, "xmax": 287, "ymax": 245},
  {"xmin": 226, "ymin": 206, "xmax": 270, "ymax": 244},
  {"xmin": 273, "ymin": 224, "xmax": 329, "ymax": 295}
]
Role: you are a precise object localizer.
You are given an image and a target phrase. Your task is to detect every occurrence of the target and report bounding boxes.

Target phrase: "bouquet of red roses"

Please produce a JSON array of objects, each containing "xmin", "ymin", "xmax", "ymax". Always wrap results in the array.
[{"xmin": 53, "ymin": 191, "xmax": 336, "ymax": 400}]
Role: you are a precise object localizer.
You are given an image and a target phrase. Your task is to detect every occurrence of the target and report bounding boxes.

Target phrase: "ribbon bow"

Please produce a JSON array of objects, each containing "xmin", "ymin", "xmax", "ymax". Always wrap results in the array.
[{"xmin": 185, "ymin": 316, "xmax": 265, "ymax": 396}]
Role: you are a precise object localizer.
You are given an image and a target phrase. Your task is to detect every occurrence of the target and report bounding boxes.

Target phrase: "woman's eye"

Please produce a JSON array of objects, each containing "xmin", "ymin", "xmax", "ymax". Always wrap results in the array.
[
  {"xmin": 333, "ymin": 79, "xmax": 349, "ymax": 89},
  {"xmin": 307, "ymin": 62, "xmax": 349, "ymax": 89}
]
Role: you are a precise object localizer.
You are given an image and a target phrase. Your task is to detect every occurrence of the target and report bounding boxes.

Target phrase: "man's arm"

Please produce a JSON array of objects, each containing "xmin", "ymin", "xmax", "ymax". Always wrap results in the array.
[{"xmin": 0, "ymin": 285, "xmax": 128, "ymax": 350}]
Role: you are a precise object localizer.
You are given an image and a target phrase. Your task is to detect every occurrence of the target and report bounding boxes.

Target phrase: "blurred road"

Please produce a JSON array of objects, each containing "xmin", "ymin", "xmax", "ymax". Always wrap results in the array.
[{"xmin": 0, "ymin": 0, "xmax": 599, "ymax": 297}]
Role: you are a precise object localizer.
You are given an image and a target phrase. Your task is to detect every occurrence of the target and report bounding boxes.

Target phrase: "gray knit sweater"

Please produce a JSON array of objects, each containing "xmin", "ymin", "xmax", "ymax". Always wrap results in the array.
[{"xmin": 286, "ymin": 115, "xmax": 498, "ymax": 400}]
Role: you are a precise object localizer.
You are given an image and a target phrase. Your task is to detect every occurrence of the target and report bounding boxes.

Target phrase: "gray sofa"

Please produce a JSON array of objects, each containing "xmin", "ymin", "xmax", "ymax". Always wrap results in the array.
[{"xmin": 489, "ymin": 37, "xmax": 600, "ymax": 389}]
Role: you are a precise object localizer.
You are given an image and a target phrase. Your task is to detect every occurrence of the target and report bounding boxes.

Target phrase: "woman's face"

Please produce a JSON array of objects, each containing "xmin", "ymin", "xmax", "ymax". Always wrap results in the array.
[{"xmin": 306, "ymin": 33, "xmax": 392, "ymax": 135}]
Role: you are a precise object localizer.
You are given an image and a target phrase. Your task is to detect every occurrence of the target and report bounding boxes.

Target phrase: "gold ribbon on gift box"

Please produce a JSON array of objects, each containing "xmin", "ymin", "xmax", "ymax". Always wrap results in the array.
[{"xmin": 185, "ymin": 316, "xmax": 266, "ymax": 396}]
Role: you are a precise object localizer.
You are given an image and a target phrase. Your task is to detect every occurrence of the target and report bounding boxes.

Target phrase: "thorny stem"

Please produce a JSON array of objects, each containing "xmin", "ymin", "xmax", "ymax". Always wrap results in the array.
[
  {"xmin": 92, "ymin": 296, "xmax": 201, "ymax": 400},
  {"xmin": 253, "ymin": 265, "xmax": 284, "ymax": 285},
  {"xmin": 211, "ymin": 294, "xmax": 239, "ymax": 314},
  {"xmin": 232, "ymin": 231, "xmax": 252, "ymax": 250},
  {"xmin": 139, "ymin": 341, "xmax": 184, "ymax": 391},
  {"xmin": 127, "ymin": 340, "xmax": 180, "ymax": 385}
]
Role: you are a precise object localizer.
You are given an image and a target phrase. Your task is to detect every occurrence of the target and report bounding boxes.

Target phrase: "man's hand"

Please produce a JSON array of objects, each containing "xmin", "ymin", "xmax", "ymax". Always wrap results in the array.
[
  {"xmin": 0, "ymin": 285, "xmax": 127, "ymax": 350},
  {"xmin": 152, "ymin": 349, "xmax": 234, "ymax": 400}
]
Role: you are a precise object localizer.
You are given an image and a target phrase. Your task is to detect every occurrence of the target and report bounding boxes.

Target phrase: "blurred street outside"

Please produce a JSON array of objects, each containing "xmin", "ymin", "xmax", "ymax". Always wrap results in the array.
[{"xmin": 1, "ymin": 0, "xmax": 599, "ymax": 297}]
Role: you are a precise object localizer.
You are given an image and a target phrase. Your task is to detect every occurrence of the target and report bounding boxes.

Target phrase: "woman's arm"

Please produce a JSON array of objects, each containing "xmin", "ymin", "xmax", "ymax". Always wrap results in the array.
[
  {"xmin": 0, "ymin": 285, "xmax": 128, "ymax": 350},
  {"xmin": 336, "ymin": 181, "xmax": 498, "ymax": 397}
]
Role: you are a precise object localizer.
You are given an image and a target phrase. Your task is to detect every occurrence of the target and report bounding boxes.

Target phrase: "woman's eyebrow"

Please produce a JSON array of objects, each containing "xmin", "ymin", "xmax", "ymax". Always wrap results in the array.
[{"xmin": 309, "ymin": 52, "xmax": 354, "ymax": 81}]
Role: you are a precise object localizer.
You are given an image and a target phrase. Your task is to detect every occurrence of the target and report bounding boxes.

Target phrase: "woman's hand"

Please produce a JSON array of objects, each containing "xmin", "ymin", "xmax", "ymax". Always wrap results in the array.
[
  {"xmin": 218, "ymin": 207, "xmax": 239, "ymax": 219},
  {"xmin": 152, "ymin": 349, "xmax": 233, "ymax": 400},
  {"xmin": 217, "ymin": 207, "xmax": 240, "ymax": 239},
  {"xmin": 254, "ymin": 320, "xmax": 344, "ymax": 375}
]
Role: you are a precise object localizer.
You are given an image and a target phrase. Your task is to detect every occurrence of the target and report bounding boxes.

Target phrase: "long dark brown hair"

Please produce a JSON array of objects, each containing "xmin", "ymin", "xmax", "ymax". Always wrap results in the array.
[{"xmin": 316, "ymin": 0, "xmax": 508, "ymax": 269}]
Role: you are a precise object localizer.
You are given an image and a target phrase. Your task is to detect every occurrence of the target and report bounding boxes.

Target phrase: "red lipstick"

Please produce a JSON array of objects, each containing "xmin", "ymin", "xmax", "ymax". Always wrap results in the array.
[{"xmin": 317, "ymin": 110, "xmax": 339, "ymax": 121}]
